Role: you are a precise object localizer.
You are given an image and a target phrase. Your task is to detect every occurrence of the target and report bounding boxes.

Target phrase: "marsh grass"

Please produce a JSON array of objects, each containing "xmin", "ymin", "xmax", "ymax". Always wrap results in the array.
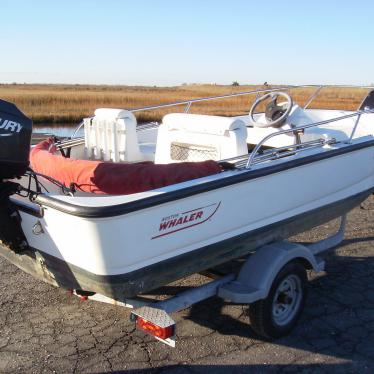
[{"xmin": 0, "ymin": 84, "xmax": 369, "ymax": 125}]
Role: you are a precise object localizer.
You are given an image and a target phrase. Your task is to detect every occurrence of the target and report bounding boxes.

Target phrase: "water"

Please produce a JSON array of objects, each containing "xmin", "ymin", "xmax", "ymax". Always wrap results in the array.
[{"xmin": 33, "ymin": 124, "xmax": 84, "ymax": 138}]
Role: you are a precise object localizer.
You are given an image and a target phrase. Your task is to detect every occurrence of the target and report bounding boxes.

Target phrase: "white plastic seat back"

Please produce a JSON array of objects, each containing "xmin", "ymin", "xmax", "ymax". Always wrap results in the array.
[
  {"xmin": 84, "ymin": 109, "xmax": 146, "ymax": 162},
  {"xmin": 154, "ymin": 113, "xmax": 247, "ymax": 164}
]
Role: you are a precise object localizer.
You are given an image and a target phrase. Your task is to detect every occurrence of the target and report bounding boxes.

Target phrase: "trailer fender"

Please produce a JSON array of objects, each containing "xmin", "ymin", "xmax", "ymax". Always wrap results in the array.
[{"xmin": 218, "ymin": 241, "xmax": 324, "ymax": 304}]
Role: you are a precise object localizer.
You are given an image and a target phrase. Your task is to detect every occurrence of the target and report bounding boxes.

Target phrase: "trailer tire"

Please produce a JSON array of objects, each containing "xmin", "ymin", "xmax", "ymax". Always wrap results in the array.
[{"xmin": 248, "ymin": 261, "xmax": 307, "ymax": 339}]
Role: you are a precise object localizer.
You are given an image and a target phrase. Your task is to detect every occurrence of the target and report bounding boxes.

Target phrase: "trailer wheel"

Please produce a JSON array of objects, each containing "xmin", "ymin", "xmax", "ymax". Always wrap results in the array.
[{"xmin": 248, "ymin": 261, "xmax": 307, "ymax": 339}]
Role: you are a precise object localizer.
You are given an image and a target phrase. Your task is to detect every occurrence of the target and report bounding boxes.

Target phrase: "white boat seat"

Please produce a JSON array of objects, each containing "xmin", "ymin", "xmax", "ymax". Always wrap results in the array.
[
  {"xmin": 84, "ymin": 108, "xmax": 153, "ymax": 163},
  {"xmin": 154, "ymin": 113, "xmax": 248, "ymax": 163},
  {"xmin": 300, "ymin": 110, "xmax": 374, "ymax": 142}
]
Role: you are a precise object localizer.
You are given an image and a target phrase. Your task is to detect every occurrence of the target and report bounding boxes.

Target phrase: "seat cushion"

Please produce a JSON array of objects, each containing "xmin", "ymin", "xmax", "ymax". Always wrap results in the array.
[{"xmin": 30, "ymin": 138, "xmax": 222, "ymax": 195}]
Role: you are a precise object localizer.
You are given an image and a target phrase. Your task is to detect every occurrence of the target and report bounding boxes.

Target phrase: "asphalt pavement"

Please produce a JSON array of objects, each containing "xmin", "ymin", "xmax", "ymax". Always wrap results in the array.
[{"xmin": 1, "ymin": 197, "xmax": 374, "ymax": 373}]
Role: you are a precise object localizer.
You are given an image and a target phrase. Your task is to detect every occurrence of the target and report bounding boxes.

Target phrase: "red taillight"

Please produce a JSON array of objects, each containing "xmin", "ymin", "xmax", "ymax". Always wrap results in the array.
[{"xmin": 136, "ymin": 317, "xmax": 174, "ymax": 340}]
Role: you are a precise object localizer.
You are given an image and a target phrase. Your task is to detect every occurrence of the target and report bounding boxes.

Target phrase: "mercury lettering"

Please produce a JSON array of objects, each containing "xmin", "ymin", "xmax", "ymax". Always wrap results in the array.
[{"xmin": 0, "ymin": 118, "xmax": 23, "ymax": 133}]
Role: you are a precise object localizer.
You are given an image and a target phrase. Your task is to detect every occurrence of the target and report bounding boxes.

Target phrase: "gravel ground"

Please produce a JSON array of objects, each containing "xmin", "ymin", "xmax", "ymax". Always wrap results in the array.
[{"xmin": 1, "ymin": 197, "xmax": 374, "ymax": 373}]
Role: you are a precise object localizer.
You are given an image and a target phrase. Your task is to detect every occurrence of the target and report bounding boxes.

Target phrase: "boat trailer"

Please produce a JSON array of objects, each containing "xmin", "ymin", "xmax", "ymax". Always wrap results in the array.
[{"xmin": 72, "ymin": 215, "xmax": 346, "ymax": 347}]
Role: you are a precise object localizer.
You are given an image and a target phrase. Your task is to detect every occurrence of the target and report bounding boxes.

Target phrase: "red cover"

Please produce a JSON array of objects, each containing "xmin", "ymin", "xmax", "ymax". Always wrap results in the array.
[{"xmin": 30, "ymin": 138, "xmax": 222, "ymax": 195}]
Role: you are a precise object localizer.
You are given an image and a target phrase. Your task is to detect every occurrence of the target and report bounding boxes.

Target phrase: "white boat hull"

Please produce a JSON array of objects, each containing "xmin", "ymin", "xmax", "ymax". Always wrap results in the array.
[{"xmin": 3, "ymin": 142, "xmax": 373, "ymax": 298}]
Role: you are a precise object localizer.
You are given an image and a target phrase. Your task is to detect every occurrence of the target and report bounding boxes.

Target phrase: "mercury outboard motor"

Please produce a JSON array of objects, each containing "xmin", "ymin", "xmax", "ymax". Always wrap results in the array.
[
  {"xmin": 0, "ymin": 99, "xmax": 32, "ymax": 179},
  {"xmin": 0, "ymin": 99, "xmax": 32, "ymax": 252}
]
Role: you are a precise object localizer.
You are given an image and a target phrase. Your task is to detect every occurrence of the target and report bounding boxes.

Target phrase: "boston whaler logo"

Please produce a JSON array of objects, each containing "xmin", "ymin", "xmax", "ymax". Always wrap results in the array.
[
  {"xmin": 152, "ymin": 202, "xmax": 221, "ymax": 239},
  {"xmin": 0, "ymin": 118, "xmax": 23, "ymax": 133}
]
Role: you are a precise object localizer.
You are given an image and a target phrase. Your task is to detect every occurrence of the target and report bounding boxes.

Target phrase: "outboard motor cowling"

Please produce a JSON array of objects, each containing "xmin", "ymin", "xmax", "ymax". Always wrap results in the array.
[
  {"xmin": 0, "ymin": 99, "xmax": 31, "ymax": 252},
  {"xmin": 0, "ymin": 99, "xmax": 32, "ymax": 179}
]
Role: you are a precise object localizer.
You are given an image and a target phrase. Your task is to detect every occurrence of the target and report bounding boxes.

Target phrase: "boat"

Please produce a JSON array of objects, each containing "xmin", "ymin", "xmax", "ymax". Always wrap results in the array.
[{"xmin": 1, "ymin": 85, "xmax": 374, "ymax": 301}]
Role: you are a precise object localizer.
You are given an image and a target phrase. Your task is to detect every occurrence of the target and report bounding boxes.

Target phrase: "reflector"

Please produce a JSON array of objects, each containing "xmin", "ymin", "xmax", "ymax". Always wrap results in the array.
[{"xmin": 136, "ymin": 317, "xmax": 175, "ymax": 340}]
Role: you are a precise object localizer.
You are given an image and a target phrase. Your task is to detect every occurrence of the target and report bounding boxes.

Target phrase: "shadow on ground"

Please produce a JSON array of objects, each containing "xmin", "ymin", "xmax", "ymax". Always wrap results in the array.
[{"xmin": 1, "ymin": 200, "xmax": 374, "ymax": 373}]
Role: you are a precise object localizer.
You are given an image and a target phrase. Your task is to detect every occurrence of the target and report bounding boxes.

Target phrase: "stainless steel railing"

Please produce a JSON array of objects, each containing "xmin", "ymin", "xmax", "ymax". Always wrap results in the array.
[
  {"xmin": 245, "ymin": 108, "xmax": 374, "ymax": 169},
  {"xmin": 127, "ymin": 84, "xmax": 374, "ymax": 114},
  {"xmin": 221, "ymin": 137, "xmax": 337, "ymax": 168},
  {"xmin": 71, "ymin": 84, "xmax": 373, "ymax": 138},
  {"xmin": 129, "ymin": 85, "xmax": 305, "ymax": 114}
]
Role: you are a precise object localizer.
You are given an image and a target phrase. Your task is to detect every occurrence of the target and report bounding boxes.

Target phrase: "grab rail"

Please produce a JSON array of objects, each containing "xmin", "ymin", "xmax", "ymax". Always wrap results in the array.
[
  {"xmin": 303, "ymin": 85, "xmax": 324, "ymax": 109},
  {"xmin": 129, "ymin": 85, "xmax": 307, "ymax": 113},
  {"xmin": 71, "ymin": 84, "xmax": 374, "ymax": 138},
  {"xmin": 245, "ymin": 108, "xmax": 374, "ymax": 169},
  {"xmin": 128, "ymin": 84, "xmax": 374, "ymax": 114}
]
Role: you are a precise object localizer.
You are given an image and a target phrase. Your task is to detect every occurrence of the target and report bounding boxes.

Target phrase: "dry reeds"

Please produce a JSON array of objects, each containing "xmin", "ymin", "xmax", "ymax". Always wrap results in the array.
[{"xmin": 0, "ymin": 84, "xmax": 369, "ymax": 125}]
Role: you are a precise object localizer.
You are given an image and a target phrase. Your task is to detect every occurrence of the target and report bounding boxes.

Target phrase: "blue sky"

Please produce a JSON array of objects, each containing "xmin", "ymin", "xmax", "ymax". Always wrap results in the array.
[{"xmin": 1, "ymin": 0, "xmax": 373, "ymax": 86}]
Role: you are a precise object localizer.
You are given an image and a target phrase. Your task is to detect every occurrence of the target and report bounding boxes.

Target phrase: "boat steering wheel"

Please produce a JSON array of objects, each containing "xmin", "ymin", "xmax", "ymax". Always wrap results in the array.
[{"xmin": 249, "ymin": 91, "xmax": 293, "ymax": 128}]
